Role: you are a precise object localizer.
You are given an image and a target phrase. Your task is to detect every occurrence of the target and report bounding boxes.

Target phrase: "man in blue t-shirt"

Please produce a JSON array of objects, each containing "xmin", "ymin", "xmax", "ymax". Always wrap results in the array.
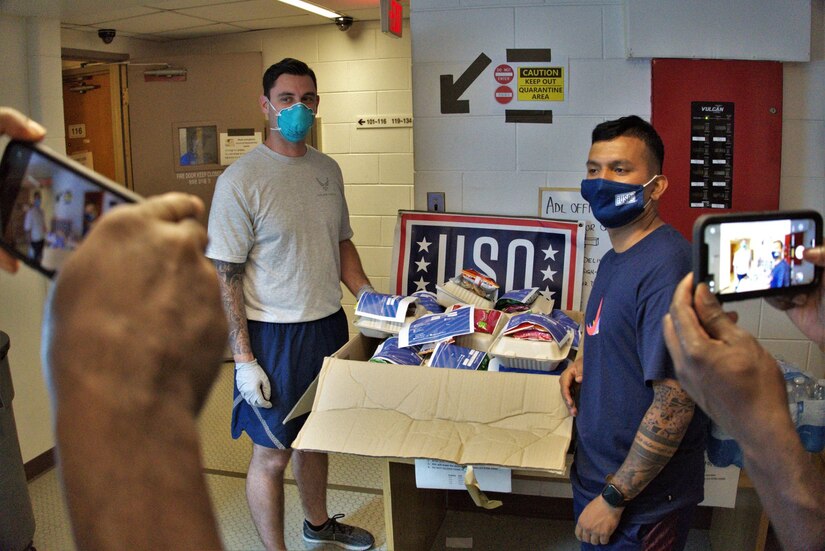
[
  {"xmin": 560, "ymin": 116, "xmax": 708, "ymax": 550},
  {"xmin": 769, "ymin": 240, "xmax": 791, "ymax": 288}
]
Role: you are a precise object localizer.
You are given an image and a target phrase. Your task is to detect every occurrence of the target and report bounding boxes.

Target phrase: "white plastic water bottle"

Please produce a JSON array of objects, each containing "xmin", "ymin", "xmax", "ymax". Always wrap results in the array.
[
  {"xmin": 787, "ymin": 381, "xmax": 799, "ymax": 424},
  {"xmin": 814, "ymin": 379, "xmax": 825, "ymax": 400},
  {"xmin": 798, "ymin": 377, "xmax": 825, "ymax": 453}
]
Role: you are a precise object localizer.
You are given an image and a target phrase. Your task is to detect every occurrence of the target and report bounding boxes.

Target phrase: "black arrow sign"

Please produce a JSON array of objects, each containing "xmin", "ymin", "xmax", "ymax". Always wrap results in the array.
[{"xmin": 440, "ymin": 53, "xmax": 492, "ymax": 114}]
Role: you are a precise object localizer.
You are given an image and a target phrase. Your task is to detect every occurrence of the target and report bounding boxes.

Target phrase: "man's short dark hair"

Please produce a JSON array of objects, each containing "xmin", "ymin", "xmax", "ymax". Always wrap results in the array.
[
  {"xmin": 262, "ymin": 58, "xmax": 317, "ymax": 98},
  {"xmin": 592, "ymin": 115, "xmax": 665, "ymax": 173}
]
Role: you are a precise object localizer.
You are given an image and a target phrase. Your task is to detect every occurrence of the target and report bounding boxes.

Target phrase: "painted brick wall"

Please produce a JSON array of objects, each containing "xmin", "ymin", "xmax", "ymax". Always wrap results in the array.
[{"xmin": 410, "ymin": 0, "xmax": 823, "ymax": 377}]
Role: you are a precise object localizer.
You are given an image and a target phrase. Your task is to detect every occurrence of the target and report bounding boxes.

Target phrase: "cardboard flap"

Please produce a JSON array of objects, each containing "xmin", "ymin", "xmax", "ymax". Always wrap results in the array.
[{"xmin": 291, "ymin": 359, "xmax": 573, "ymax": 473}]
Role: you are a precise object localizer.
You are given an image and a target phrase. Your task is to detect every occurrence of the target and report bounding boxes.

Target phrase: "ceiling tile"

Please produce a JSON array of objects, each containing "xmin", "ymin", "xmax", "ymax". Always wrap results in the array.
[
  {"xmin": 144, "ymin": 0, "xmax": 240, "ymax": 8},
  {"xmin": 95, "ymin": 10, "xmax": 215, "ymax": 33},
  {"xmin": 180, "ymin": 0, "xmax": 306, "ymax": 22},
  {"xmin": 234, "ymin": 14, "xmax": 326, "ymax": 29},
  {"xmin": 155, "ymin": 21, "xmax": 250, "ymax": 38},
  {"xmin": 62, "ymin": 6, "xmax": 162, "ymax": 26}
]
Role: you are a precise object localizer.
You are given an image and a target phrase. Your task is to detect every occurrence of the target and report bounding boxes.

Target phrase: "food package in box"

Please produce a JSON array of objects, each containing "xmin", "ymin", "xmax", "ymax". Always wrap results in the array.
[
  {"xmin": 436, "ymin": 269, "xmax": 499, "ymax": 309},
  {"xmin": 354, "ymin": 291, "xmax": 423, "ymax": 338},
  {"xmin": 487, "ymin": 311, "xmax": 574, "ymax": 372},
  {"xmin": 436, "ymin": 281, "xmax": 495, "ymax": 309}
]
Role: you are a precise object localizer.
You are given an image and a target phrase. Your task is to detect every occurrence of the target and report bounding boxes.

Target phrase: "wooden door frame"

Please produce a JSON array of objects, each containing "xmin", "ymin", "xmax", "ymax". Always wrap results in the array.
[{"xmin": 61, "ymin": 49, "xmax": 133, "ymax": 190}]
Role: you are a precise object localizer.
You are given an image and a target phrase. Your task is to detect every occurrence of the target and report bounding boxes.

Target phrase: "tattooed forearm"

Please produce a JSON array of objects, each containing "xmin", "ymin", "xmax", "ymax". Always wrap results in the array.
[
  {"xmin": 613, "ymin": 379, "xmax": 696, "ymax": 499},
  {"xmin": 213, "ymin": 260, "xmax": 252, "ymax": 359}
]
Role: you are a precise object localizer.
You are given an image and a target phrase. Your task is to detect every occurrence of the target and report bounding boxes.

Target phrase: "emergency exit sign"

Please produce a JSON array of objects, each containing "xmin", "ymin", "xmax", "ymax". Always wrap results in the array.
[{"xmin": 381, "ymin": 0, "xmax": 402, "ymax": 38}]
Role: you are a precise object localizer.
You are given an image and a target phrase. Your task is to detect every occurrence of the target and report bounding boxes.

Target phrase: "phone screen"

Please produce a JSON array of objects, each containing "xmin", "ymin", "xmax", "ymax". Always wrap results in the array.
[
  {"xmin": 0, "ymin": 141, "xmax": 135, "ymax": 277},
  {"xmin": 698, "ymin": 213, "xmax": 821, "ymax": 300}
]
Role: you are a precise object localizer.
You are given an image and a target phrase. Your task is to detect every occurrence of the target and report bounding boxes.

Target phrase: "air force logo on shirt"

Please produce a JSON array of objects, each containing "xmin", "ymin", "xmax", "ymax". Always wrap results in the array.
[{"xmin": 316, "ymin": 177, "xmax": 337, "ymax": 197}]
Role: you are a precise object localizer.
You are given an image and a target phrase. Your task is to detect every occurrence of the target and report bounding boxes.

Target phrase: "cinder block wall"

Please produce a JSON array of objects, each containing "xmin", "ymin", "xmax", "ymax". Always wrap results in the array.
[
  {"xmin": 262, "ymin": 22, "xmax": 414, "ymax": 327},
  {"xmin": 160, "ymin": 20, "xmax": 414, "ymax": 331},
  {"xmin": 410, "ymin": 0, "xmax": 824, "ymax": 377}
]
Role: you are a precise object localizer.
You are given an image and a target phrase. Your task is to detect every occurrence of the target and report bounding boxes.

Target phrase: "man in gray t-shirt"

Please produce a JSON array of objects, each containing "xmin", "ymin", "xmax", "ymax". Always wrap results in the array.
[{"xmin": 206, "ymin": 58, "xmax": 374, "ymax": 551}]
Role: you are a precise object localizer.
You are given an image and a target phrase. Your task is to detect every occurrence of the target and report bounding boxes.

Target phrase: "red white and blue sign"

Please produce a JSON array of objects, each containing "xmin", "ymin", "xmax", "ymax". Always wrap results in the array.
[{"xmin": 391, "ymin": 211, "xmax": 585, "ymax": 310}]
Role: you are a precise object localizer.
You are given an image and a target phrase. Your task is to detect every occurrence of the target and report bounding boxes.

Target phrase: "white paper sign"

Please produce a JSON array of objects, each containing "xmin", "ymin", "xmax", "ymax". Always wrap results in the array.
[
  {"xmin": 539, "ymin": 187, "xmax": 610, "ymax": 308},
  {"xmin": 414, "ymin": 459, "xmax": 512, "ymax": 493},
  {"xmin": 219, "ymin": 132, "xmax": 261, "ymax": 165},
  {"xmin": 69, "ymin": 151, "xmax": 94, "ymax": 170},
  {"xmin": 700, "ymin": 460, "xmax": 740, "ymax": 508}
]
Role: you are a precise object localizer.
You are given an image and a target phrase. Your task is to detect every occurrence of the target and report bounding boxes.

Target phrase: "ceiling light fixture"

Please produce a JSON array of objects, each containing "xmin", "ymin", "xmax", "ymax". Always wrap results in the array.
[{"xmin": 277, "ymin": 0, "xmax": 341, "ymax": 20}]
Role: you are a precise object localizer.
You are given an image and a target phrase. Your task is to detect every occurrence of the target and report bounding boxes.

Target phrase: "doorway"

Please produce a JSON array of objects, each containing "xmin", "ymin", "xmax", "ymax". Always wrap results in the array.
[{"xmin": 61, "ymin": 49, "xmax": 133, "ymax": 189}]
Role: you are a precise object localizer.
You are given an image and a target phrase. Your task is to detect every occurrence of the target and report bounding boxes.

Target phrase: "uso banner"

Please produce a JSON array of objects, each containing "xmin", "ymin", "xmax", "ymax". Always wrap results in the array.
[{"xmin": 391, "ymin": 211, "xmax": 585, "ymax": 311}]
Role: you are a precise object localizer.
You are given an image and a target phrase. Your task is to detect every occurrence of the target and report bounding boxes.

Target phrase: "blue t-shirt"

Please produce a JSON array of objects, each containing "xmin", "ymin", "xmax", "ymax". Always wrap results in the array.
[
  {"xmin": 770, "ymin": 259, "xmax": 790, "ymax": 288},
  {"xmin": 572, "ymin": 225, "xmax": 708, "ymax": 524}
]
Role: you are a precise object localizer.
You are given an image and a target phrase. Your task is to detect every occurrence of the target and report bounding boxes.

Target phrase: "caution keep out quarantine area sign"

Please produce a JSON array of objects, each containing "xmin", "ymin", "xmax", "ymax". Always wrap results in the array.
[{"xmin": 517, "ymin": 67, "xmax": 564, "ymax": 101}]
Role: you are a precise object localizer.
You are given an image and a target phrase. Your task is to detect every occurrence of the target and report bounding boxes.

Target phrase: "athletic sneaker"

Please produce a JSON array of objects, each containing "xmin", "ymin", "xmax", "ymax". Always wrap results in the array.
[{"xmin": 302, "ymin": 514, "xmax": 375, "ymax": 550}]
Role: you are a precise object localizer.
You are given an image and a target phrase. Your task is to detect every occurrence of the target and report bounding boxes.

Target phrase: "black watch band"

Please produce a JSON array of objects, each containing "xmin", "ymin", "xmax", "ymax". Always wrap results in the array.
[{"xmin": 601, "ymin": 481, "xmax": 627, "ymax": 508}]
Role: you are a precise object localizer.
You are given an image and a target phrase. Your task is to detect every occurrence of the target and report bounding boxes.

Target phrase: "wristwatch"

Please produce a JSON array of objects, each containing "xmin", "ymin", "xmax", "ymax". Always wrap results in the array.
[{"xmin": 601, "ymin": 475, "xmax": 628, "ymax": 508}]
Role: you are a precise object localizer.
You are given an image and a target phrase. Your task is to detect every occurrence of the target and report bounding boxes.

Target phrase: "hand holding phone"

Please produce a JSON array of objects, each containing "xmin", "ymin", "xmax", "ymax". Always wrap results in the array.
[
  {"xmin": 0, "ymin": 140, "xmax": 141, "ymax": 277},
  {"xmin": 693, "ymin": 210, "xmax": 823, "ymax": 302}
]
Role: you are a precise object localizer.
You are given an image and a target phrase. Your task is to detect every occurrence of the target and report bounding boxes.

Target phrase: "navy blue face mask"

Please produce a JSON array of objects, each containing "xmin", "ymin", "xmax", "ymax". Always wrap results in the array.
[{"xmin": 580, "ymin": 174, "xmax": 659, "ymax": 228}]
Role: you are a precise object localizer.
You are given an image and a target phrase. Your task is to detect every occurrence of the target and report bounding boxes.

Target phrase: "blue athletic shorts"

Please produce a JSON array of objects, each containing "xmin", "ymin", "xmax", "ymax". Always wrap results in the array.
[{"xmin": 231, "ymin": 308, "xmax": 349, "ymax": 449}]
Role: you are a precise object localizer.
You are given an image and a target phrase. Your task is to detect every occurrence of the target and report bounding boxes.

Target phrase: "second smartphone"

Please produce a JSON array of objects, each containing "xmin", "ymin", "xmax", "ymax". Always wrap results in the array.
[{"xmin": 0, "ymin": 140, "xmax": 141, "ymax": 278}]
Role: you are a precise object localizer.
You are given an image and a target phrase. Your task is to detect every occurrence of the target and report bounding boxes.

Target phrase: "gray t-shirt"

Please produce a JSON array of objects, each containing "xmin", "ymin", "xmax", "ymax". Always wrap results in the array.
[{"xmin": 206, "ymin": 144, "xmax": 353, "ymax": 323}]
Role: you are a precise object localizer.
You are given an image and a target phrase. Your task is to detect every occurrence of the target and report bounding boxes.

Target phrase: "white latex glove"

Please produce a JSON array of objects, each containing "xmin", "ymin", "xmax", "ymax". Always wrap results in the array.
[
  {"xmin": 356, "ymin": 284, "xmax": 375, "ymax": 302},
  {"xmin": 235, "ymin": 359, "xmax": 272, "ymax": 408}
]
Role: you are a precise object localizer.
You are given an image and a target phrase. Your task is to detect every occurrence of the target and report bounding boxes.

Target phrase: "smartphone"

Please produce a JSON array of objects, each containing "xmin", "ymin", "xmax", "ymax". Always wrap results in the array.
[
  {"xmin": 0, "ymin": 140, "xmax": 141, "ymax": 278},
  {"xmin": 693, "ymin": 210, "xmax": 823, "ymax": 302}
]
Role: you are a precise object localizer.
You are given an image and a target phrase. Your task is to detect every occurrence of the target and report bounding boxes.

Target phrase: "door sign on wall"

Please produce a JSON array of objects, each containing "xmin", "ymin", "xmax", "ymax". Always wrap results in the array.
[{"xmin": 690, "ymin": 102, "xmax": 734, "ymax": 209}]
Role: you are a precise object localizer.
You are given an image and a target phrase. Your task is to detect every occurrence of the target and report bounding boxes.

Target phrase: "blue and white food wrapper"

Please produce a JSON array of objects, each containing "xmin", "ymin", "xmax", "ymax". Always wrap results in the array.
[
  {"xmin": 502, "ymin": 312, "xmax": 572, "ymax": 346},
  {"xmin": 429, "ymin": 341, "xmax": 488, "ymax": 370},
  {"xmin": 370, "ymin": 336, "xmax": 423, "ymax": 365},
  {"xmin": 399, "ymin": 305, "xmax": 475, "ymax": 348},
  {"xmin": 497, "ymin": 288, "xmax": 538, "ymax": 304},
  {"xmin": 549, "ymin": 310, "xmax": 581, "ymax": 349},
  {"xmin": 411, "ymin": 290, "xmax": 444, "ymax": 314},
  {"xmin": 356, "ymin": 291, "xmax": 418, "ymax": 323}
]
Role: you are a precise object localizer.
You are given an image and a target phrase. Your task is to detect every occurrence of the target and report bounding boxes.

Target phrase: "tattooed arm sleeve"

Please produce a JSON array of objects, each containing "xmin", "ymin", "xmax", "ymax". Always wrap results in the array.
[
  {"xmin": 612, "ymin": 379, "xmax": 696, "ymax": 499},
  {"xmin": 213, "ymin": 259, "xmax": 253, "ymax": 362}
]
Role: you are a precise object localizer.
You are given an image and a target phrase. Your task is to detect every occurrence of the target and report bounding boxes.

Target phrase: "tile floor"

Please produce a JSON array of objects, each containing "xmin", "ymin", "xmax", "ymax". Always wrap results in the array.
[{"xmin": 27, "ymin": 363, "xmax": 718, "ymax": 550}]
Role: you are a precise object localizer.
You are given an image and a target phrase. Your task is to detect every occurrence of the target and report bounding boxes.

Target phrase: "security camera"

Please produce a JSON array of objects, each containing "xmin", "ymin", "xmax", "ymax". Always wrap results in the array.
[
  {"xmin": 98, "ymin": 29, "xmax": 116, "ymax": 44},
  {"xmin": 334, "ymin": 16, "xmax": 353, "ymax": 31}
]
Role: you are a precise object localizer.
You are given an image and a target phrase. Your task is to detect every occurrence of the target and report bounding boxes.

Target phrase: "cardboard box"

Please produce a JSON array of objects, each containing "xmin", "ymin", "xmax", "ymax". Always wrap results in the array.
[{"xmin": 290, "ymin": 334, "xmax": 573, "ymax": 474}]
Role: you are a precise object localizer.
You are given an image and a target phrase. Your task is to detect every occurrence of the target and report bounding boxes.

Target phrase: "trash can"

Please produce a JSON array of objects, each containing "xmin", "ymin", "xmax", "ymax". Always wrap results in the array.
[{"xmin": 0, "ymin": 331, "xmax": 36, "ymax": 551}]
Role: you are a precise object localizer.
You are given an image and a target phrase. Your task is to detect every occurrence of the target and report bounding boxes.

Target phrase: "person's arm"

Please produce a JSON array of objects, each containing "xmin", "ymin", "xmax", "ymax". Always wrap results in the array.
[
  {"xmin": 560, "ymin": 355, "xmax": 584, "ymax": 417},
  {"xmin": 213, "ymin": 260, "xmax": 253, "ymax": 362},
  {"xmin": 339, "ymin": 238, "xmax": 371, "ymax": 296},
  {"xmin": 664, "ymin": 273, "xmax": 825, "ymax": 551},
  {"xmin": 44, "ymin": 193, "xmax": 225, "ymax": 550},
  {"xmin": 575, "ymin": 378, "xmax": 695, "ymax": 545},
  {"xmin": 739, "ymin": 405, "xmax": 825, "ymax": 551},
  {"xmin": 212, "ymin": 259, "xmax": 272, "ymax": 408},
  {"xmin": 613, "ymin": 379, "xmax": 695, "ymax": 499}
]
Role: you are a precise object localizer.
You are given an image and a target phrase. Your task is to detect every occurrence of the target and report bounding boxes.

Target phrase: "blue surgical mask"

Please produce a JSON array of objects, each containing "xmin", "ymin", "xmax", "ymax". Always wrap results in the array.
[
  {"xmin": 580, "ymin": 174, "xmax": 659, "ymax": 228},
  {"xmin": 268, "ymin": 100, "xmax": 314, "ymax": 143},
  {"xmin": 771, "ymin": 250, "xmax": 782, "ymax": 260}
]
